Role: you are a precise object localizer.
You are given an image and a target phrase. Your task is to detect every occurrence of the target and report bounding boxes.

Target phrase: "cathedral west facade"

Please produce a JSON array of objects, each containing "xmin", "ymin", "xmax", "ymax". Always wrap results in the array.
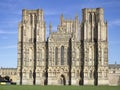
[{"xmin": 17, "ymin": 8, "xmax": 109, "ymax": 85}]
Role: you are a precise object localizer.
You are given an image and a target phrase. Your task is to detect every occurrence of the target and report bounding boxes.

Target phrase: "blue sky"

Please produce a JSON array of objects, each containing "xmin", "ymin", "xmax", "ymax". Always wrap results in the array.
[{"xmin": 0, "ymin": 0, "xmax": 120, "ymax": 68}]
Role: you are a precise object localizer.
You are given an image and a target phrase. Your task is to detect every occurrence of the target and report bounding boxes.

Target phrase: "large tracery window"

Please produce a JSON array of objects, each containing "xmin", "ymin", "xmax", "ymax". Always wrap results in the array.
[
  {"xmin": 55, "ymin": 47, "xmax": 58, "ymax": 65},
  {"xmin": 61, "ymin": 46, "xmax": 64, "ymax": 65}
]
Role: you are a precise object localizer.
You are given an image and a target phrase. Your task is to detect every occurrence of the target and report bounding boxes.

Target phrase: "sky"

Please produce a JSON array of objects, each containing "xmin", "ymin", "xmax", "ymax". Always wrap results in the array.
[{"xmin": 0, "ymin": 0, "xmax": 120, "ymax": 68}]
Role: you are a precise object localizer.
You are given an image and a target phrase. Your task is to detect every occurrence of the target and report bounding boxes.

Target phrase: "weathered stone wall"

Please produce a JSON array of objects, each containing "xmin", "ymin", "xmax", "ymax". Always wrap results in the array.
[
  {"xmin": 0, "ymin": 68, "xmax": 17, "ymax": 82},
  {"xmin": 108, "ymin": 64, "xmax": 120, "ymax": 86},
  {"xmin": 108, "ymin": 74, "xmax": 120, "ymax": 86}
]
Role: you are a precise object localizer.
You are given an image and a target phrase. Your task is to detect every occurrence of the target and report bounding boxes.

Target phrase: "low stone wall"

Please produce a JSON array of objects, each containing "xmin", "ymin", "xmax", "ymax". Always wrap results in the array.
[{"xmin": 108, "ymin": 73, "xmax": 120, "ymax": 86}]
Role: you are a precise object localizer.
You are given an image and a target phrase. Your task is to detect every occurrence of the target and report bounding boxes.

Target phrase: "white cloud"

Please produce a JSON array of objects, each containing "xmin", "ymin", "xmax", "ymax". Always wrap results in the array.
[
  {"xmin": 0, "ymin": 17, "xmax": 20, "ymax": 29},
  {"xmin": 109, "ymin": 41, "xmax": 120, "ymax": 45},
  {"xmin": 109, "ymin": 20, "xmax": 120, "ymax": 27},
  {"xmin": 0, "ymin": 45, "xmax": 17, "ymax": 49},
  {"xmin": 0, "ymin": 30, "xmax": 17, "ymax": 34}
]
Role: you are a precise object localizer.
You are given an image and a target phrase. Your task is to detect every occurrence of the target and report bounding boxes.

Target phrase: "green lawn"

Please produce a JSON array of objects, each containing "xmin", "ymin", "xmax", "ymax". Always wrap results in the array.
[{"xmin": 0, "ymin": 85, "xmax": 120, "ymax": 90}]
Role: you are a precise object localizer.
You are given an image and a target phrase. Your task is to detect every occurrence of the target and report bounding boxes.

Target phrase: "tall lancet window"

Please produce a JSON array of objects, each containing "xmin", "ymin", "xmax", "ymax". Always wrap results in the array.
[
  {"xmin": 30, "ymin": 14, "xmax": 33, "ymax": 24},
  {"xmin": 55, "ymin": 47, "xmax": 58, "ymax": 65},
  {"xmin": 89, "ymin": 13, "xmax": 92, "ymax": 22},
  {"xmin": 94, "ymin": 13, "xmax": 96, "ymax": 22},
  {"xmin": 34, "ymin": 14, "xmax": 37, "ymax": 23},
  {"xmin": 61, "ymin": 46, "xmax": 64, "ymax": 65}
]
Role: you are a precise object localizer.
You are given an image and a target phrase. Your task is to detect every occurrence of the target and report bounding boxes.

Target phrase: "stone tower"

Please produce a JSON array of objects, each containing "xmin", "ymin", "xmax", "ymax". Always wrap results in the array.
[
  {"xmin": 81, "ymin": 8, "xmax": 108, "ymax": 85},
  {"xmin": 17, "ymin": 9, "xmax": 46, "ymax": 85}
]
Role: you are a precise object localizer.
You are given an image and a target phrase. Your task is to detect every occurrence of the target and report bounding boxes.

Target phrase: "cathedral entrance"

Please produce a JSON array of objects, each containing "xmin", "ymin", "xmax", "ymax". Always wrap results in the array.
[{"xmin": 59, "ymin": 75, "xmax": 66, "ymax": 85}]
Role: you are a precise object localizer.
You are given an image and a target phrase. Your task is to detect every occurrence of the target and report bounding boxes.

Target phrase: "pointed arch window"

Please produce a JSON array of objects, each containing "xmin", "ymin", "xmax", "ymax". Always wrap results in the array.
[
  {"xmin": 61, "ymin": 46, "xmax": 64, "ymax": 65},
  {"xmin": 55, "ymin": 47, "xmax": 58, "ymax": 65}
]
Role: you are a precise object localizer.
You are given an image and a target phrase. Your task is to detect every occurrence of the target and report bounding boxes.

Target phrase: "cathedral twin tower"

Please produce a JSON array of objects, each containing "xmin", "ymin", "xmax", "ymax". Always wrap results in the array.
[{"xmin": 17, "ymin": 8, "xmax": 108, "ymax": 85}]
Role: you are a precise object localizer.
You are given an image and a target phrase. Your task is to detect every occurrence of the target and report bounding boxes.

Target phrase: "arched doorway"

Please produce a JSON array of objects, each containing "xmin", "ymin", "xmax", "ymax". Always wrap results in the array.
[{"xmin": 59, "ymin": 75, "xmax": 66, "ymax": 85}]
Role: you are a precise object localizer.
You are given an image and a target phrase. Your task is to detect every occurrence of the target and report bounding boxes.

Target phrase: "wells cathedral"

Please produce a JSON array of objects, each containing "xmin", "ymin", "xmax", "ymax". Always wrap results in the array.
[{"xmin": 0, "ymin": 8, "xmax": 120, "ymax": 86}]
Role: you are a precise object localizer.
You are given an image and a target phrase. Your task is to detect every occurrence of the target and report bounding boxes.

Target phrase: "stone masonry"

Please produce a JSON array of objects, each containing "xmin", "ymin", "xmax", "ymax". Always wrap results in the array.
[{"xmin": 0, "ymin": 8, "xmax": 120, "ymax": 86}]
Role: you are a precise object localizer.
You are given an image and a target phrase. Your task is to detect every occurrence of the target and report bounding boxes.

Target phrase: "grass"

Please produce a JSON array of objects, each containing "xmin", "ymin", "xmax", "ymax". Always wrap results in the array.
[{"xmin": 0, "ymin": 85, "xmax": 120, "ymax": 90}]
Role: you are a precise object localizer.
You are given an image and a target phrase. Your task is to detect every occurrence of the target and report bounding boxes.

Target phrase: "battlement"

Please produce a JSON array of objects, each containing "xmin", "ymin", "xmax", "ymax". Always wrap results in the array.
[
  {"xmin": 22, "ymin": 9, "xmax": 44, "ymax": 22},
  {"xmin": 82, "ymin": 7, "xmax": 103, "ymax": 12},
  {"xmin": 82, "ymin": 8, "xmax": 104, "ymax": 22},
  {"xmin": 22, "ymin": 9, "xmax": 43, "ymax": 15}
]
